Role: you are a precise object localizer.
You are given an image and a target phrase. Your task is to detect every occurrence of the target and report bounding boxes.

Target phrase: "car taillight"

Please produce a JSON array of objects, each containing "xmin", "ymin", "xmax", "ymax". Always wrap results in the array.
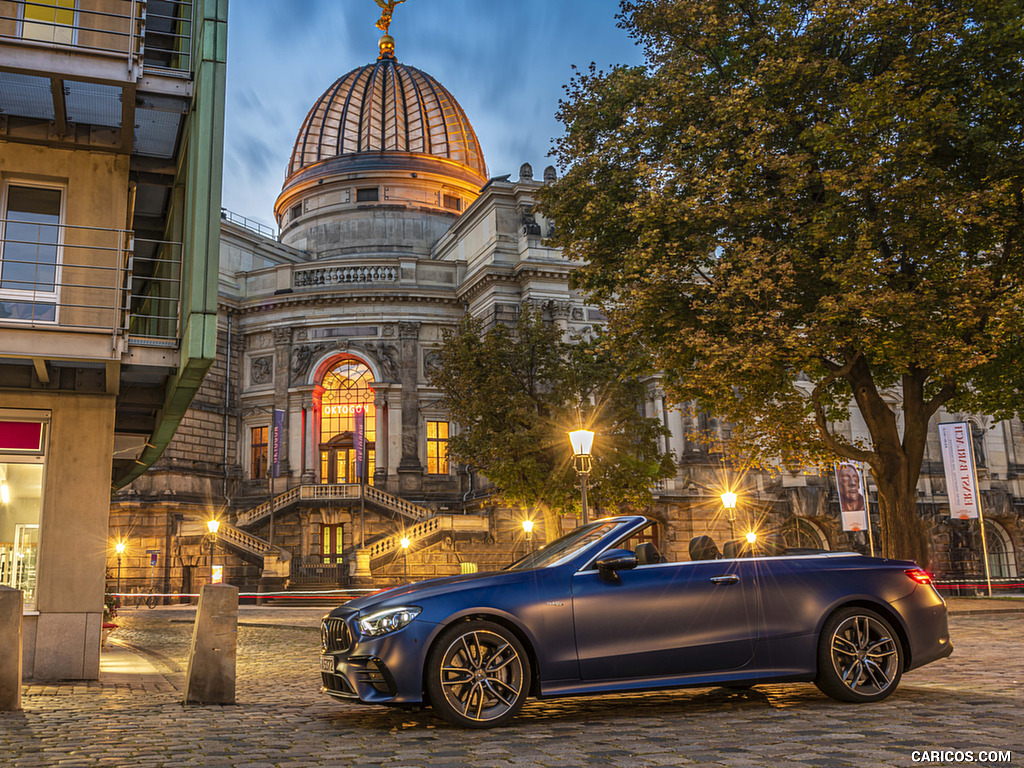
[{"xmin": 905, "ymin": 568, "xmax": 933, "ymax": 585}]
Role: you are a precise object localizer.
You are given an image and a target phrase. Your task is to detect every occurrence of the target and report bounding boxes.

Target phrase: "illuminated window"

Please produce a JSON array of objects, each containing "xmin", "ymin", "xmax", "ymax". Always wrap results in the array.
[
  {"xmin": 250, "ymin": 426, "xmax": 268, "ymax": 479},
  {"xmin": 318, "ymin": 360, "xmax": 376, "ymax": 484},
  {"xmin": 1, "ymin": 183, "xmax": 63, "ymax": 323},
  {"xmin": 426, "ymin": 421, "xmax": 449, "ymax": 475},
  {"xmin": 21, "ymin": 0, "xmax": 76, "ymax": 44},
  {"xmin": 320, "ymin": 523, "xmax": 344, "ymax": 564},
  {"xmin": 0, "ymin": 413, "xmax": 48, "ymax": 611}
]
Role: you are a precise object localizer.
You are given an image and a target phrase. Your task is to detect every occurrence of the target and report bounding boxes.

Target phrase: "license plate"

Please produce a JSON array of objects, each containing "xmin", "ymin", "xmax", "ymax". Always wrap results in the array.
[{"xmin": 320, "ymin": 655, "xmax": 335, "ymax": 673}]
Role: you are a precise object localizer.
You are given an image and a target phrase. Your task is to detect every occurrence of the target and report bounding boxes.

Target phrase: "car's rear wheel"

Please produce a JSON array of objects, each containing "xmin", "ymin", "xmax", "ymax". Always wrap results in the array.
[
  {"xmin": 815, "ymin": 606, "xmax": 903, "ymax": 703},
  {"xmin": 426, "ymin": 620, "xmax": 530, "ymax": 728}
]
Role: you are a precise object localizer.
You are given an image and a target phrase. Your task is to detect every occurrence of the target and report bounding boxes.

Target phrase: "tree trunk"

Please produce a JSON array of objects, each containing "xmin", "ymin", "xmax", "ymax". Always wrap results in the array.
[{"xmin": 874, "ymin": 475, "xmax": 931, "ymax": 566}]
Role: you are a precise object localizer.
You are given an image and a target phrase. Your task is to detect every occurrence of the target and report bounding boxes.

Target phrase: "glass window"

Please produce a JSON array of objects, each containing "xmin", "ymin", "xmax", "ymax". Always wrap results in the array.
[
  {"xmin": 984, "ymin": 520, "xmax": 1017, "ymax": 579},
  {"xmin": 320, "ymin": 523, "xmax": 344, "ymax": 564},
  {"xmin": 21, "ymin": 0, "xmax": 75, "ymax": 44},
  {"xmin": 356, "ymin": 187, "xmax": 379, "ymax": 202},
  {"xmin": 250, "ymin": 426, "xmax": 268, "ymax": 479},
  {"xmin": 426, "ymin": 420, "xmax": 449, "ymax": 474},
  {"xmin": 1, "ymin": 184, "xmax": 62, "ymax": 322},
  {"xmin": 0, "ymin": 462, "xmax": 45, "ymax": 611}
]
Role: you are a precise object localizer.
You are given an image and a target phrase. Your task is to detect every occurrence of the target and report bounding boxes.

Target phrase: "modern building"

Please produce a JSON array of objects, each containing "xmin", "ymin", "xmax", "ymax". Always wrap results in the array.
[
  {"xmin": 0, "ymin": 0, "xmax": 227, "ymax": 679},
  {"xmin": 109, "ymin": 22, "xmax": 1021, "ymax": 601}
]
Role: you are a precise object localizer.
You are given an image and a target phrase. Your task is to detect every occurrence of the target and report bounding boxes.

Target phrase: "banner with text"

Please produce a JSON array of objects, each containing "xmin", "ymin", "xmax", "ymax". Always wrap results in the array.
[
  {"xmin": 938, "ymin": 421, "xmax": 980, "ymax": 520},
  {"xmin": 272, "ymin": 408, "xmax": 285, "ymax": 479},
  {"xmin": 835, "ymin": 461, "xmax": 869, "ymax": 532}
]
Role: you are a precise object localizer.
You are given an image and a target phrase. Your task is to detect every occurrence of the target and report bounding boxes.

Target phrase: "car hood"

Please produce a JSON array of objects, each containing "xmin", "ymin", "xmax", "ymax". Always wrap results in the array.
[{"xmin": 327, "ymin": 568, "xmax": 540, "ymax": 618}]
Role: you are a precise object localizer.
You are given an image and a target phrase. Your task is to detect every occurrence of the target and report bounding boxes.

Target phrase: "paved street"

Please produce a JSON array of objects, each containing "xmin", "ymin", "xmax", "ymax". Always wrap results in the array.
[{"xmin": 1, "ymin": 601, "xmax": 1022, "ymax": 767}]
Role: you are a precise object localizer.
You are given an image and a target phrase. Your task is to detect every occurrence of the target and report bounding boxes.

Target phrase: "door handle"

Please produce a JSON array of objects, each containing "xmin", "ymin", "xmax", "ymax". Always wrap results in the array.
[{"xmin": 710, "ymin": 574, "xmax": 740, "ymax": 585}]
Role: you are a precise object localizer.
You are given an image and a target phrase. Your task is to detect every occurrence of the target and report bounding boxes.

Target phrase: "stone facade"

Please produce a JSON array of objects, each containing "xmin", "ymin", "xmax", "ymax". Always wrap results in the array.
[{"xmin": 108, "ymin": 46, "xmax": 1022, "ymax": 599}]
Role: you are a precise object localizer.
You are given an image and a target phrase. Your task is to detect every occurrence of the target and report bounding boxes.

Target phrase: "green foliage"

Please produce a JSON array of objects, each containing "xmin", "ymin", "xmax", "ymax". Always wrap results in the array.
[
  {"xmin": 540, "ymin": 0, "xmax": 1024, "ymax": 561},
  {"xmin": 429, "ymin": 310, "xmax": 673, "ymax": 517}
]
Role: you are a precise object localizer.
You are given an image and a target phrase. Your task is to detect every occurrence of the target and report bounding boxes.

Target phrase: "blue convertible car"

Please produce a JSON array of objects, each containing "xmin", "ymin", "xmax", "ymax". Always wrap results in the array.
[{"xmin": 319, "ymin": 515, "xmax": 951, "ymax": 727}]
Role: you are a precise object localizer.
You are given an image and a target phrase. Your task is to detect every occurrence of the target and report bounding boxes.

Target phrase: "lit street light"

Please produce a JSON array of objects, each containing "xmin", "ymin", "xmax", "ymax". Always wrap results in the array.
[
  {"xmin": 115, "ymin": 541, "xmax": 125, "ymax": 597},
  {"xmin": 401, "ymin": 536, "xmax": 410, "ymax": 581},
  {"xmin": 522, "ymin": 518, "xmax": 534, "ymax": 553},
  {"xmin": 720, "ymin": 491, "xmax": 737, "ymax": 540},
  {"xmin": 207, "ymin": 518, "xmax": 220, "ymax": 583},
  {"xmin": 569, "ymin": 428, "xmax": 595, "ymax": 525}
]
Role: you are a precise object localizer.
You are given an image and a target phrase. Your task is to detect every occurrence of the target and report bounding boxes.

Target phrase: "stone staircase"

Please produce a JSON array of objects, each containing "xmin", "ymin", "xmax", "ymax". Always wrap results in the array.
[
  {"xmin": 352, "ymin": 514, "xmax": 492, "ymax": 574},
  {"xmin": 234, "ymin": 483, "xmax": 431, "ymax": 529},
  {"xmin": 180, "ymin": 519, "xmax": 290, "ymax": 568}
]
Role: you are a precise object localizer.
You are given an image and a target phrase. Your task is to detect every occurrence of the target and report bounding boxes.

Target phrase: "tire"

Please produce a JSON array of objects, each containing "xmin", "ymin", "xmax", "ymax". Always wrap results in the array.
[
  {"xmin": 815, "ymin": 606, "xmax": 903, "ymax": 703},
  {"xmin": 426, "ymin": 620, "xmax": 530, "ymax": 728}
]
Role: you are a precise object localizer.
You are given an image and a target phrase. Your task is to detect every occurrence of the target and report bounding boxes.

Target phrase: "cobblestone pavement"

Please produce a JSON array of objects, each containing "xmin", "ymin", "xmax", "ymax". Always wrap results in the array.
[{"xmin": 1, "ymin": 604, "xmax": 1022, "ymax": 767}]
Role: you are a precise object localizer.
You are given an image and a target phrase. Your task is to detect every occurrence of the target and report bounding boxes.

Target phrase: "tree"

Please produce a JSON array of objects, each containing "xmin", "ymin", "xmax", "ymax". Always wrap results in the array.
[
  {"xmin": 541, "ymin": 0, "xmax": 1024, "ymax": 564},
  {"xmin": 429, "ymin": 310, "xmax": 673, "ymax": 538}
]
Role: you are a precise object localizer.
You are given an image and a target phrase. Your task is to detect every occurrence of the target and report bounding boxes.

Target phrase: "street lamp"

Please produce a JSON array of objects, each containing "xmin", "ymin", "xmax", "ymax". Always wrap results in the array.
[
  {"xmin": 720, "ymin": 491, "xmax": 737, "ymax": 539},
  {"xmin": 568, "ymin": 428, "xmax": 595, "ymax": 524},
  {"xmin": 114, "ymin": 541, "xmax": 125, "ymax": 597},
  {"xmin": 207, "ymin": 518, "xmax": 220, "ymax": 583},
  {"xmin": 522, "ymin": 518, "xmax": 534, "ymax": 553},
  {"xmin": 401, "ymin": 536, "xmax": 410, "ymax": 582}
]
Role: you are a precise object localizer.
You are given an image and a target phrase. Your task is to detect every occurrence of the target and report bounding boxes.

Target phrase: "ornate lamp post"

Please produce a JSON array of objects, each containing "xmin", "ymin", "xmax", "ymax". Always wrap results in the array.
[
  {"xmin": 568, "ymin": 428, "xmax": 595, "ymax": 525},
  {"xmin": 522, "ymin": 518, "xmax": 534, "ymax": 553},
  {"xmin": 115, "ymin": 541, "xmax": 125, "ymax": 597},
  {"xmin": 207, "ymin": 519, "xmax": 220, "ymax": 582},
  {"xmin": 400, "ymin": 536, "xmax": 410, "ymax": 581},
  {"xmin": 720, "ymin": 491, "xmax": 737, "ymax": 540}
]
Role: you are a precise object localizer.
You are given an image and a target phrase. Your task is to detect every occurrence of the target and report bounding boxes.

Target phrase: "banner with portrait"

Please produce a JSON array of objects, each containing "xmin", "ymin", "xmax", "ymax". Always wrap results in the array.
[
  {"xmin": 938, "ymin": 421, "xmax": 980, "ymax": 520},
  {"xmin": 834, "ymin": 461, "xmax": 869, "ymax": 532}
]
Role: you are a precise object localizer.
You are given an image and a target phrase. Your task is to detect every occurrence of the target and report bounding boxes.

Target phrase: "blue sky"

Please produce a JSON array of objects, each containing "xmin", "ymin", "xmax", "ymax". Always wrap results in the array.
[{"xmin": 222, "ymin": 0, "xmax": 645, "ymax": 228}]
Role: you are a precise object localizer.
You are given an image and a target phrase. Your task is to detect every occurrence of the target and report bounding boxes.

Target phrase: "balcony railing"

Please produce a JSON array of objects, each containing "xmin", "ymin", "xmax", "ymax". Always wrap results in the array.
[
  {"xmin": 0, "ymin": 218, "xmax": 182, "ymax": 346},
  {"xmin": 0, "ymin": 0, "xmax": 193, "ymax": 73}
]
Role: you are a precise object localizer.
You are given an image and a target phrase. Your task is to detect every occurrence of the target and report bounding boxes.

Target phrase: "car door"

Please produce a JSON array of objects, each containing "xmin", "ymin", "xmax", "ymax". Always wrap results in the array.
[{"xmin": 571, "ymin": 558, "xmax": 761, "ymax": 681}]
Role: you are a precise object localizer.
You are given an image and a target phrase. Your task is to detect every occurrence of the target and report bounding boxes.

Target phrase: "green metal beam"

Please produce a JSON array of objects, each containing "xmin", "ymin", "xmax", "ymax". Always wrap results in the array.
[{"xmin": 113, "ymin": 0, "xmax": 228, "ymax": 489}]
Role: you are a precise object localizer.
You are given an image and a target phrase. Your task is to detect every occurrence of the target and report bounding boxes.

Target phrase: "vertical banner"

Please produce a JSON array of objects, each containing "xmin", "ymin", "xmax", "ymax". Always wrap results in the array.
[
  {"xmin": 835, "ymin": 462, "xmax": 869, "ymax": 532},
  {"xmin": 354, "ymin": 407, "xmax": 365, "ymax": 482},
  {"xmin": 938, "ymin": 422, "xmax": 980, "ymax": 520},
  {"xmin": 272, "ymin": 408, "xmax": 285, "ymax": 479}
]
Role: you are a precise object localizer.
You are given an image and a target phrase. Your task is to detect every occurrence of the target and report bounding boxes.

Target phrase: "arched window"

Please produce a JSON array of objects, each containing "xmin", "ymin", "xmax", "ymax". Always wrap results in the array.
[
  {"xmin": 316, "ymin": 360, "xmax": 376, "ymax": 484},
  {"xmin": 782, "ymin": 517, "xmax": 829, "ymax": 551},
  {"xmin": 984, "ymin": 520, "xmax": 1017, "ymax": 579}
]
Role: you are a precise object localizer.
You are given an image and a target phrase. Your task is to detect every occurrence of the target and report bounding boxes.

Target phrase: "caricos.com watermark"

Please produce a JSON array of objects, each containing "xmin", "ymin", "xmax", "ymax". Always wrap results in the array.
[{"xmin": 911, "ymin": 751, "xmax": 1012, "ymax": 763}]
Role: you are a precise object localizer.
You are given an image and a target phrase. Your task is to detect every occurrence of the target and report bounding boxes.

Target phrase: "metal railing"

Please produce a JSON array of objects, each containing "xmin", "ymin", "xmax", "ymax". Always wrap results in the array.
[
  {"xmin": 221, "ymin": 208, "xmax": 278, "ymax": 240},
  {"xmin": 0, "ymin": 1, "xmax": 193, "ymax": 73},
  {"xmin": 0, "ymin": 218, "xmax": 181, "ymax": 344}
]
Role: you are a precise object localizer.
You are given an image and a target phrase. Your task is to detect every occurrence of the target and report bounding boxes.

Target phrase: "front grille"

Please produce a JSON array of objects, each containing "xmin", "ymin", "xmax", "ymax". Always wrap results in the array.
[{"xmin": 322, "ymin": 618, "xmax": 352, "ymax": 653}]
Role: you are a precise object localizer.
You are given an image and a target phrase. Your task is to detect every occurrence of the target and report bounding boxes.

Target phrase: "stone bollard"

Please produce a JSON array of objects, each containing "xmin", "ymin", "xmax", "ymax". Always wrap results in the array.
[
  {"xmin": 0, "ymin": 586, "xmax": 23, "ymax": 711},
  {"xmin": 183, "ymin": 583, "xmax": 239, "ymax": 705}
]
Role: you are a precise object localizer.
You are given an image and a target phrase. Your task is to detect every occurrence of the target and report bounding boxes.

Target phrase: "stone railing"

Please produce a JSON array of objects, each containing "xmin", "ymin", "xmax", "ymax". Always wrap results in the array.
[
  {"xmin": 294, "ymin": 265, "xmax": 398, "ymax": 288},
  {"xmin": 235, "ymin": 483, "xmax": 427, "ymax": 528},
  {"xmin": 180, "ymin": 520, "xmax": 289, "ymax": 565},
  {"xmin": 363, "ymin": 485, "xmax": 430, "ymax": 521},
  {"xmin": 363, "ymin": 514, "xmax": 490, "ymax": 563}
]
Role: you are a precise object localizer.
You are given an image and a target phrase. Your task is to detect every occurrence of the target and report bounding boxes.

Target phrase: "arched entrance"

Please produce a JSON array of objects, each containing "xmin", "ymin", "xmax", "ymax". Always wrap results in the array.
[
  {"xmin": 782, "ymin": 517, "xmax": 830, "ymax": 551},
  {"xmin": 315, "ymin": 359, "xmax": 376, "ymax": 484}
]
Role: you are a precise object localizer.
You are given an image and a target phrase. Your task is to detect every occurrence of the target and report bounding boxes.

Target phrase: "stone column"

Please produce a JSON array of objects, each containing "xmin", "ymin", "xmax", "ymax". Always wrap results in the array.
[
  {"xmin": 397, "ymin": 321, "xmax": 423, "ymax": 494},
  {"xmin": 272, "ymin": 327, "xmax": 292, "ymax": 480},
  {"xmin": 183, "ymin": 584, "xmax": 239, "ymax": 705},
  {"xmin": 0, "ymin": 587, "xmax": 22, "ymax": 711},
  {"xmin": 550, "ymin": 300, "xmax": 572, "ymax": 336},
  {"xmin": 373, "ymin": 388, "xmax": 390, "ymax": 487}
]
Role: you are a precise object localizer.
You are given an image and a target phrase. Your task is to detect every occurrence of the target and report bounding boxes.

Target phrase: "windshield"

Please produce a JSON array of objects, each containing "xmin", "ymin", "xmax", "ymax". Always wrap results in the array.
[{"xmin": 506, "ymin": 520, "xmax": 627, "ymax": 571}]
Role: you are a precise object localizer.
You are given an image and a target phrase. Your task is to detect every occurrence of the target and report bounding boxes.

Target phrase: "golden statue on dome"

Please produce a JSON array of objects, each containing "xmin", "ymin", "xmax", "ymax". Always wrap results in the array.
[
  {"xmin": 375, "ymin": 0, "xmax": 407, "ymax": 58},
  {"xmin": 375, "ymin": 0, "xmax": 406, "ymax": 35}
]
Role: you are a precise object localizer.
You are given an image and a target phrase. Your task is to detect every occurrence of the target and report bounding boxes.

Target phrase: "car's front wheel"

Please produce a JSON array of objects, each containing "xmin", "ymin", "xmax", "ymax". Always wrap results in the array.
[
  {"xmin": 426, "ymin": 620, "xmax": 530, "ymax": 728},
  {"xmin": 815, "ymin": 606, "xmax": 903, "ymax": 703}
]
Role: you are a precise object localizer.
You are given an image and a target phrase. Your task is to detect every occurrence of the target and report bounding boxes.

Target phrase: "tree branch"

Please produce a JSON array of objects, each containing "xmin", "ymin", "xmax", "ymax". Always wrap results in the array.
[{"xmin": 812, "ymin": 353, "xmax": 876, "ymax": 463}]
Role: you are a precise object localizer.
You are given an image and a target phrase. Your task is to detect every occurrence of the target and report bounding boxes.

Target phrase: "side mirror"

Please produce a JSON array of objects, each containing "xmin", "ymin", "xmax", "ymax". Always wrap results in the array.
[{"xmin": 595, "ymin": 549, "xmax": 638, "ymax": 583}]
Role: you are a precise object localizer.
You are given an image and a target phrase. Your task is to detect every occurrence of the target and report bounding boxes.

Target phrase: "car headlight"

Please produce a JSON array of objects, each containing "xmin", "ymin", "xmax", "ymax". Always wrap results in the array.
[{"xmin": 357, "ymin": 606, "xmax": 421, "ymax": 637}]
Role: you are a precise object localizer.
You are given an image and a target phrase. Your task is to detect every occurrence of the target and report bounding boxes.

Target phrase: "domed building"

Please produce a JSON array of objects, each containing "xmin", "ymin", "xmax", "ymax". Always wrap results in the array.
[
  {"xmin": 110, "ymin": 32, "xmax": 591, "ymax": 592},
  {"xmin": 109, "ymin": 29, "xmax": 1022, "ymax": 598}
]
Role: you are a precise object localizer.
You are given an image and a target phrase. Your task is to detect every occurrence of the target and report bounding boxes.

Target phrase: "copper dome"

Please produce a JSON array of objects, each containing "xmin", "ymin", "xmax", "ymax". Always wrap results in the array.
[{"xmin": 286, "ymin": 58, "xmax": 487, "ymax": 184}]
